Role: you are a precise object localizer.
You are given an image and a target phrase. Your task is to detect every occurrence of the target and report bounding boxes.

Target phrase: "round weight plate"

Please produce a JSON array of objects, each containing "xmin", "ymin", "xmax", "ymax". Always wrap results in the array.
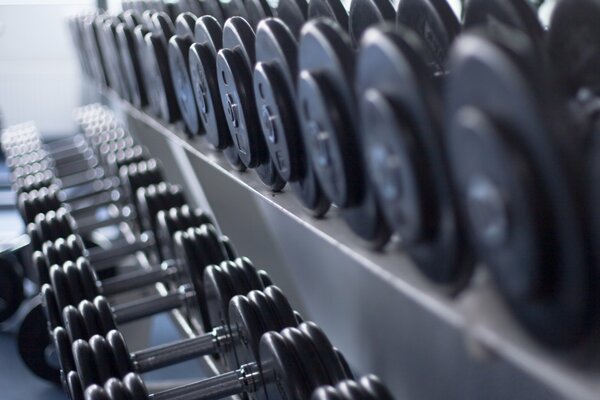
[
  {"xmin": 134, "ymin": 26, "xmax": 155, "ymax": 112},
  {"xmin": 255, "ymin": 159, "xmax": 286, "ymax": 191},
  {"xmin": 241, "ymin": 0, "xmax": 271, "ymax": 29},
  {"xmin": 264, "ymin": 285, "xmax": 297, "ymax": 328},
  {"xmin": 248, "ymin": 290, "xmax": 280, "ymax": 330},
  {"xmin": 106, "ymin": 330, "xmax": 134, "ymax": 378},
  {"xmin": 41, "ymin": 284, "xmax": 62, "ymax": 331},
  {"xmin": 263, "ymin": 0, "xmax": 307, "ymax": 36},
  {"xmin": 168, "ymin": 35, "xmax": 202, "ymax": 135},
  {"xmin": 228, "ymin": 295, "xmax": 267, "ymax": 368},
  {"xmin": 235, "ymin": 257, "xmax": 264, "ymax": 290},
  {"xmin": 359, "ymin": 375, "xmax": 394, "ymax": 400},
  {"xmin": 53, "ymin": 327, "xmax": 75, "ymax": 373},
  {"xmin": 0, "ymin": 257, "xmax": 24, "ymax": 322},
  {"xmin": 150, "ymin": 12, "xmax": 175, "ymax": 47},
  {"xmin": 175, "ymin": 12, "xmax": 197, "ymax": 38},
  {"xmin": 63, "ymin": 304, "xmax": 88, "ymax": 342},
  {"xmin": 190, "ymin": 19, "xmax": 229, "ymax": 146},
  {"xmin": 145, "ymin": 32, "xmax": 181, "ymax": 122},
  {"xmin": 79, "ymin": 300, "xmax": 104, "ymax": 337},
  {"xmin": 463, "ymin": 0, "xmax": 544, "ymax": 45},
  {"xmin": 396, "ymin": 0, "xmax": 460, "ymax": 74},
  {"xmin": 311, "ymin": 386, "xmax": 343, "ymax": 400},
  {"xmin": 116, "ymin": 22, "xmax": 147, "ymax": 108},
  {"xmin": 446, "ymin": 33, "xmax": 592, "ymax": 346},
  {"xmin": 356, "ymin": 26, "xmax": 471, "ymax": 283},
  {"xmin": 67, "ymin": 371, "xmax": 85, "ymax": 400},
  {"xmin": 104, "ymin": 378, "xmax": 130, "ymax": 400},
  {"xmin": 50, "ymin": 265, "xmax": 73, "ymax": 311},
  {"xmin": 124, "ymin": 372, "xmax": 150, "ymax": 400},
  {"xmin": 17, "ymin": 301, "xmax": 60, "ymax": 383},
  {"xmin": 73, "ymin": 340, "xmax": 100, "ymax": 388},
  {"xmin": 300, "ymin": 322, "xmax": 347, "ymax": 383},
  {"xmin": 257, "ymin": 331, "xmax": 310, "ymax": 400},
  {"xmin": 89, "ymin": 335, "xmax": 118, "ymax": 383},
  {"xmin": 282, "ymin": 327, "xmax": 331, "ymax": 388},
  {"xmin": 203, "ymin": 264, "xmax": 236, "ymax": 331},
  {"xmin": 218, "ymin": 0, "xmax": 250, "ymax": 20},
  {"xmin": 257, "ymin": 269, "xmax": 273, "ymax": 288},
  {"xmin": 308, "ymin": 0, "xmax": 349, "ymax": 31},
  {"xmin": 254, "ymin": 19, "xmax": 301, "ymax": 182},
  {"xmin": 334, "ymin": 348, "xmax": 354, "ymax": 379},
  {"xmin": 63, "ymin": 263, "xmax": 85, "ymax": 307},
  {"xmin": 546, "ymin": 0, "xmax": 600, "ymax": 95},
  {"xmin": 218, "ymin": 18, "xmax": 265, "ymax": 169},
  {"xmin": 93, "ymin": 296, "xmax": 118, "ymax": 334},
  {"xmin": 337, "ymin": 380, "xmax": 366, "ymax": 398},
  {"xmin": 77, "ymin": 258, "xmax": 100, "ymax": 300},
  {"xmin": 220, "ymin": 235, "xmax": 238, "ymax": 260},
  {"xmin": 348, "ymin": 0, "xmax": 395, "ymax": 45}
]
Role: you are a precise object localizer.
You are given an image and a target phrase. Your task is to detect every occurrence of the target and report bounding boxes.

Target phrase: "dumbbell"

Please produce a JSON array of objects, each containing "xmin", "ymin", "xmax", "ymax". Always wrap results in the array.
[
  {"xmin": 311, "ymin": 375, "xmax": 394, "ymax": 400},
  {"xmin": 30, "ymin": 183, "xmax": 186, "ymax": 273},
  {"xmin": 34, "ymin": 204, "xmax": 214, "ymax": 286},
  {"xmin": 350, "ymin": 3, "xmax": 472, "ymax": 286},
  {"xmin": 42, "ymin": 223, "xmax": 234, "ymax": 334},
  {"xmin": 56, "ymin": 285, "xmax": 298, "ymax": 398},
  {"xmin": 39, "ymin": 217, "xmax": 225, "ymax": 319},
  {"xmin": 293, "ymin": 19, "xmax": 390, "ymax": 248},
  {"xmin": 442, "ymin": 0, "xmax": 599, "ymax": 346},
  {"xmin": 18, "ymin": 161, "xmax": 165, "ymax": 233},
  {"xmin": 348, "ymin": 0, "xmax": 395, "ymax": 45},
  {"xmin": 84, "ymin": 322, "xmax": 353, "ymax": 400}
]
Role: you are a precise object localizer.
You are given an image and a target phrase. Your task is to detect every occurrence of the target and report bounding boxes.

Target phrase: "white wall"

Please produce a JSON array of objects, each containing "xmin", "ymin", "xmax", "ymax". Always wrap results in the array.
[{"xmin": 0, "ymin": 1, "xmax": 94, "ymax": 136}]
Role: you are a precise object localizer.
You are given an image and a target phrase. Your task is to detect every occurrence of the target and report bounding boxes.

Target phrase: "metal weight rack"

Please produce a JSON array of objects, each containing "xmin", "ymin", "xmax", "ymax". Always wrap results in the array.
[{"xmin": 101, "ymin": 91, "xmax": 600, "ymax": 400}]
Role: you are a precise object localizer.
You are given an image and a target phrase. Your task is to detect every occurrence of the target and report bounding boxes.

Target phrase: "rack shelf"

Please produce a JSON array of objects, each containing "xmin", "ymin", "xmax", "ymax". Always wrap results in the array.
[{"xmin": 105, "ymin": 92, "xmax": 600, "ymax": 400}]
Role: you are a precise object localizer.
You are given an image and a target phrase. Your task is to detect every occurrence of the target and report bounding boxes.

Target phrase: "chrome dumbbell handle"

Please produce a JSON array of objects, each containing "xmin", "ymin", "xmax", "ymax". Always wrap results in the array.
[
  {"xmin": 100, "ymin": 261, "xmax": 178, "ymax": 296},
  {"xmin": 131, "ymin": 326, "xmax": 227, "ymax": 373},
  {"xmin": 112, "ymin": 286, "xmax": 195, "ymax": 324},
  {"xmin": 150, "ymin": 363, "xmax": 261, "ymax": 400},
  {"xmin": 86, "ymin": 233, "xmax": 155, "ymax": 270}
]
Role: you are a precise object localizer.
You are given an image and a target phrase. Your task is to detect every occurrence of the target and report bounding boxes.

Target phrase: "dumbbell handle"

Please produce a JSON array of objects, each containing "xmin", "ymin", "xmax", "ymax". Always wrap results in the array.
[
  {"xmin": 87, "ymin": 233, "xmax": 154, "ymax": 270},
  {"xmin": 100, "ymin": 261, "xmax": 178, "ymax": 296},
  {"xmin": 131, "ymin": 326, "xmax": 228, "ymax": 373},
  {"xmin": 150, "ymin": 363, "xmax": 261, "ymax": 400},
  {"xmin": 61, "ymin": 177, "xmax": 120, "ymax": 203},
  {"xmin": 113, "ymin": 286, "xmax": 195, "ymax": 324},
  {"xmin": 60, "ymin": 166, "xmax": 106, "ymax": 189}
]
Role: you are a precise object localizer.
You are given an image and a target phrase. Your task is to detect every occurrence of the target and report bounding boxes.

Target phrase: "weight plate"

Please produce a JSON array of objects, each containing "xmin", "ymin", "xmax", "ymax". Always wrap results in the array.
[
  {"xmin": 89, "ymin": 335, "xmax": 118, "ymax": 384},
  {"xmin": 104, "ymin": 378, "xmax": 130, "ymax": 400},
  {"xmin": 145, "ymin": 32, "xmax": 181, "ymax": 122},
  {"xmin": 334, "ymin": 348, "xmax": 354, "ymax": 379},
  {"xmin": 77, "ymin": 258, "xmax": 101, "ymax": 300},
  {"xmin": 123, "ymin": 372, "xmax": 150, "ymax": 400},
  {"xmin": 190, "ymin": 17, "xmax": 231, "ymax": 148},
  {"xmin": 53, "ymin": 327, "xmax": 75, "ymax": 374},
  {"xmin": 359, "ymin": 375, "xmax": 394, "ymax": 400},
  {"xmin": 93, "ymin": 296, "xmax": 118, "ymax": 334},
  {"xmin": 116, "ymin": 22, "xmax": 147, "ymax": 108},
  {"xmin": 235, "ymin": 257, "xmax": 264, "ymax": 290},
  {"xmin": 396, "ymin": 0, "xmax": 460, "ymax": 74},
  {"xmin": 218, "ymin": 17, "xmax": 265, "ymax": 168},
  {"xmin": 150, "ymin": 11, "xmax": 175, "ymax": 48},
  {"xmin": 356, "ymin": 26, "xmax": 471, "ymax": 283},
  {"xmin": 133, "ymin": 25, "xmax": 155, "ymax": 112},
  {"xmin": 198, "ymin": 0, "xmax": 226, "ymax": 25},
  {"xmin": 257, "ymin": 269, "xmax": 273, "ymax": 288},
  {"xmin": 445, "ymin": 32, "xmax": 592, "ymax": 346},
  {"xmin": 67, "ymin": 371, "xmax": 85, "ymax": 400},
  {"xmin": 106, "ymin": 330, "xmax": 134, "ymax": 378},
  {"xmin": 169, "ymin": 35, "xmax": 202, "ymax": 135},
  {"xmin": 300, "ymin": 322, "xmax": 347, "ymax": 383},
  {"xmin": 257, "ymin": 331, "xmax": 311, "ymax": 400},
  {"xmin": 241, "ymin": 0, "xmax": 271, "ymax": 29},
  {"xmin": 73, "ymin": 339, "xmax": 100, "ymax": 387},
  {"xmin": 175, "ymin": 12, "xmax": 197, "ymax": 37},
  {"xmin": 203, "ymin": 264, "xmax": 237, "ymax": 331},
  {"xmin": 298, "ymin": 19, "xmax": 390, "ymax": 246},
  {"xmin": 546, "ymin": 0, "xmax": 600, "ymax": 95},
  {"xmin": 255, "ymin": 159, "xmax": 286, "ymax": 191},
  {"xmin": 41, "ymin": 284, "xmax": 62, "ymax": 331},
  {"xmin": 50, "ymin": 265, "xmax": 73, "ymax": 311},
  {"xmin": 17, "ymin": 301, "xmax": 60, "ymax": 383},
  {"xmin": 348, "ymin": 0, "xmax": 395, "ymax": 45},
  {"xmin": 79, "ymin": 300, "xmax": 104, "ymax": 337},
  {"xmin": 263, "ymin": 0, "xmax": 307, "ymax": 36},
  {"xmin": 264, "ymin": 285, "xmax": 297, "ymax": 328},
  {"xmin": 282, "ymin": 327, "xmax": 331, "ymax": 388},
  {"xmin": 307, "ymin": 0, "xmax": 349, "ymax": 31},
  {"xmin": 254, "ymin": 19, "xmax": 301, "ymax": 182},
  {"xmin": 218, "ymin": 0, "xmax": 250, "ymax": 20},
  {"xmin": 228, "ymin": 294, "xmax": 267, "ymax": 368},
  {"xmin": 463, "ymin": 0, "xmax": 544, "ymax": 45}
]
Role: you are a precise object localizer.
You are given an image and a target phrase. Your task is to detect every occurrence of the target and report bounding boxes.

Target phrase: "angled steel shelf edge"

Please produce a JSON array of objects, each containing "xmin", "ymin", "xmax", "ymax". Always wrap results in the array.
[{"xmin": 104, "ymin": 92, "xmax": 600, "ymax": 400}]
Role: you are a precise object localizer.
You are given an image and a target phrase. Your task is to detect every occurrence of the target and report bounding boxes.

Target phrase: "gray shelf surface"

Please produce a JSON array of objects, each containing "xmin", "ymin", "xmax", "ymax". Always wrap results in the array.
[{"xmin": 105, "ymin": 94, "xmax": 600, "ymax": 400}]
